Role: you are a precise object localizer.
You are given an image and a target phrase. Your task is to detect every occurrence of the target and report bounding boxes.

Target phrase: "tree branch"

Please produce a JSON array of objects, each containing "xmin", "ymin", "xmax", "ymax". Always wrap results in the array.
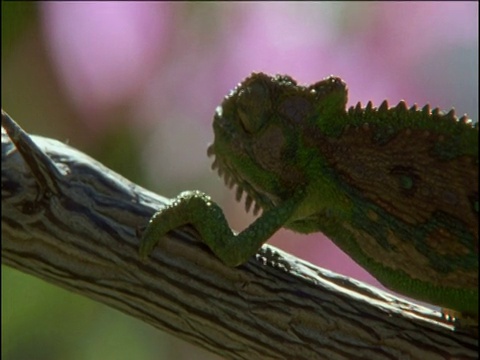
[{"xmin": 1, "ymin": 110, "xmax": 477, "ymax": 359}]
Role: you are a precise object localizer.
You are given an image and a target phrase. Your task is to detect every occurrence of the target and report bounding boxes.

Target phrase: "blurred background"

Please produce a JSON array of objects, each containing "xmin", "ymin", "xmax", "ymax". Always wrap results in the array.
[{"xmin": 2, "ymin": 2, "xmax": 478, "ymax": 359}]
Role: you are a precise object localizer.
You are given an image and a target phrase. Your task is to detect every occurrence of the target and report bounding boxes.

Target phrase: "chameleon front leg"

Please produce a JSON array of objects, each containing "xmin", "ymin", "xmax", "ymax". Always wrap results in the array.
[{"xmin": 139, "ymin": 190, "xmax": 304, "ymax": 266}]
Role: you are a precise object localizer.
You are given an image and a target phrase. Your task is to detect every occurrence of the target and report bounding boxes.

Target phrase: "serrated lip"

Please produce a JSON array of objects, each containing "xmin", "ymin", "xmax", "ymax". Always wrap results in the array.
[{"xmin": 207, "ymin": 143, "xmax": 262, "ymax": 216}]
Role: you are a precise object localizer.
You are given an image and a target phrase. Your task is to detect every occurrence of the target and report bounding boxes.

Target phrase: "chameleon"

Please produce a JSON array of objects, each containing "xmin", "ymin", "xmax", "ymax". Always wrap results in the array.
[{"xmin": 140, "ymin": 72, "xmax": 478, "ymax": 321}]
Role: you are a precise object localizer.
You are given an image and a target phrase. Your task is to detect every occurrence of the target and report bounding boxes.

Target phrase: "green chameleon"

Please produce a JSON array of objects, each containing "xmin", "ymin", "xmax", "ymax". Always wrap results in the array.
[{"xmin": 140, "ymin": 73, "xmax": 478, "ymax": 320}]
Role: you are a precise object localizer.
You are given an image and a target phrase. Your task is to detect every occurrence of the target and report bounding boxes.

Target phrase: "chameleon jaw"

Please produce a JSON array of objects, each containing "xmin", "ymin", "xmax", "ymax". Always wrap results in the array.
[{"xmin": 207, "ymin": 143, "xmax": 262, "ymax": 216}]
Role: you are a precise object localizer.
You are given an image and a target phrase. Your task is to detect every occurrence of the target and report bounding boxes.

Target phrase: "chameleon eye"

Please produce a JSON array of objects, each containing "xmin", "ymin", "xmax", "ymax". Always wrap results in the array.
[{"xmin": 236, "ymin": 81, "xmax": 272, "ymax": 133}]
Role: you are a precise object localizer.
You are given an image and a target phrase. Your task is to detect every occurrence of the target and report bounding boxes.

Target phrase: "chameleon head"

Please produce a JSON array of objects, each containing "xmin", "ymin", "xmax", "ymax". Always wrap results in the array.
[{"xmin": 207, "ymin": 72, "xmax": 348, "ymax": 215}]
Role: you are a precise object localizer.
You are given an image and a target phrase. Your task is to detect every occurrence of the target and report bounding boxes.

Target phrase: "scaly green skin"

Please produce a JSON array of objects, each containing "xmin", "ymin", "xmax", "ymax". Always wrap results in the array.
[{"xmin": 140, "ymin": 73, "xmax": 478, "ymax": 320}]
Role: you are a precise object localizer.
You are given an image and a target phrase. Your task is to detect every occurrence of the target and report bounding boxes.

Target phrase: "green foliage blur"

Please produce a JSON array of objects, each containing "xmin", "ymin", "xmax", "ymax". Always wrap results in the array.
[{"xmin": 2, "ymin": 2, "xmax": 37, "ymax": 55}]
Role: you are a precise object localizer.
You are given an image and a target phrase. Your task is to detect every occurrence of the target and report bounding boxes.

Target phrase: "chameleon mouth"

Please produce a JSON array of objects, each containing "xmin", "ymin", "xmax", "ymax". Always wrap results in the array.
[{"xmin": 207, "ymin": 143, "xmax": 262, "ymax": 216}]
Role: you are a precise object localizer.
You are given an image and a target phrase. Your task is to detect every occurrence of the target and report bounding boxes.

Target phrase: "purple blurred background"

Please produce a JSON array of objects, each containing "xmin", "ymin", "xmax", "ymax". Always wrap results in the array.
[{"xmin": 2, "ymin": 2, "xmax": 478, "ymax": 360}]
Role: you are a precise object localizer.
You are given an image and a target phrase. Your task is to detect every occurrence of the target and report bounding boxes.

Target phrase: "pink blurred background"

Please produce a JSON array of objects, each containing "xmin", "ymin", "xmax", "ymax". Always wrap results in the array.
[{"xmin": 2, "ymin": 2, "xmax": 478, "ymax": 360}]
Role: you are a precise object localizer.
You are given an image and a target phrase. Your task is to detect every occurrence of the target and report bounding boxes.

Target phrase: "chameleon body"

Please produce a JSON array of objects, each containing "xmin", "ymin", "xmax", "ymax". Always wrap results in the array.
[{"xmin": 140, "ymin": 73, "xmax": 478, "ymax": 319}]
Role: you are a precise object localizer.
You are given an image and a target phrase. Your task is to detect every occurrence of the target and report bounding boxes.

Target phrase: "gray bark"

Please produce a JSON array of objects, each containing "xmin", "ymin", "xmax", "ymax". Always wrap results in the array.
[{"xmin": 1, "ymin": 110, "xmax": 477, "ymax": 359}]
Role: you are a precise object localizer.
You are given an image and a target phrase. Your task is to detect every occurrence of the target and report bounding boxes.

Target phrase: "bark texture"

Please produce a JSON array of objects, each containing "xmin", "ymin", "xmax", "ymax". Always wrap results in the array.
[{"xmin": 1, "ymin": 111, "xmax": 477, "ymax": 359}]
